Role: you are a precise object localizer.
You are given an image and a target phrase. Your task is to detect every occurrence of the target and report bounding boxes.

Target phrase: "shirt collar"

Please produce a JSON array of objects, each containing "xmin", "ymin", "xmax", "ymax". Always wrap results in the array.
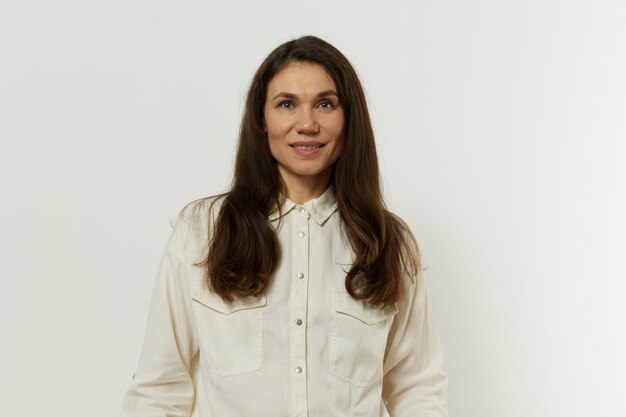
[{"xmin": 269, "ymin": 183, "xmax": 338, "ymax": 226}]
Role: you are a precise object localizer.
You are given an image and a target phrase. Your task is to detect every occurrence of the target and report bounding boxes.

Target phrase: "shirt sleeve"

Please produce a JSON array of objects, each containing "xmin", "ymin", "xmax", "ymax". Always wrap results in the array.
[
  {"xmin": 381, "ymin": 265, "xmax": 449, "ymax": 417},
  {"xmin": 120, "ymin": 209, "xmax": 200, "ymax": 417}
]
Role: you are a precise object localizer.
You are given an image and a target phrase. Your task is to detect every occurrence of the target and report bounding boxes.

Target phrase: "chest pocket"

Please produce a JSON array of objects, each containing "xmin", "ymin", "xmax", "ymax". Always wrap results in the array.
[
  {"xmin": 330, "ymin": 291, "xmax": 399, "ymax": 387},
  {"xmin": 190, "ymin": 277, "xmax": 266, "ymax": 376}
]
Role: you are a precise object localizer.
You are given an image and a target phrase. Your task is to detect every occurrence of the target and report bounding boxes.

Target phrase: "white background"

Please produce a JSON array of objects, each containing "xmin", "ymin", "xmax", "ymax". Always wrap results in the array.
[{"xmin": 1, "ymin": 1, "xmax": 625, "ymax": 416}]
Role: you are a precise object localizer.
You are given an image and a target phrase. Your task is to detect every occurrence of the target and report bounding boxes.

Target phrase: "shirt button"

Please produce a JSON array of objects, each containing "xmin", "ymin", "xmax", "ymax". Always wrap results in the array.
[
  {"xmin": 296, "ymin": 319, "xmax": 303, "ymax": 325},
  {"xmin": 296, "ymin": 272, "xmax": 304, "ymax": 279},
  {"xmin": 298, "ymin": 207, "xmax": 306, "ymax": 213},
  {"xmin": 295, "ymin": 367, "xmax": 303, "ymax": 373},
  {"xmin": 297, "ymin": 231, "xmax": 305, "ymax": 238}
]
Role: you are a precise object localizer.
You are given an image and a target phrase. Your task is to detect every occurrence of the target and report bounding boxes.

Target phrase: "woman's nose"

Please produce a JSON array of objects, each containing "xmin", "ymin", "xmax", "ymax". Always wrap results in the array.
[{"xmin": 295, "ymin": 109, "xmax": 319, "ymax": 134}]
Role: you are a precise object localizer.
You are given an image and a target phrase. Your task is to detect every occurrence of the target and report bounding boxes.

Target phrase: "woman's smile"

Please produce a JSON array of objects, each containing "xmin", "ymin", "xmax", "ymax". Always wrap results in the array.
[{"xmin": 290, "ymin": 141, "xmax": 326, "ymax": 156}]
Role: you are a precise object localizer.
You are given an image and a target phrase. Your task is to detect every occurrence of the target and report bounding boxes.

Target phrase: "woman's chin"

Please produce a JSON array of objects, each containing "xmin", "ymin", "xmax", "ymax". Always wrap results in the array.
[{"xmin": 280, "ymin": 164, "xmax": 334, "ymax": 181}]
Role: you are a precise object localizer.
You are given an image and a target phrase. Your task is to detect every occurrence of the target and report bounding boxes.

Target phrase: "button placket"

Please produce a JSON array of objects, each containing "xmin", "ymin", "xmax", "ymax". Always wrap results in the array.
[{"xmin": 290, "ymin": 205, "xmax": 310, "ymax": 416}]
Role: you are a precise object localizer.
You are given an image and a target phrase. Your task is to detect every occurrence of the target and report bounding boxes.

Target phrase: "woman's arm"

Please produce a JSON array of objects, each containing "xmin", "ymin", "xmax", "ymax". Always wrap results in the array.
[
  {"xmin": 382, "ymin": 265, "xmax": 449, "ymax": 417},
  {"xmin": 120, "ymin": 211, "xmax": 199, "ymax": 417}
]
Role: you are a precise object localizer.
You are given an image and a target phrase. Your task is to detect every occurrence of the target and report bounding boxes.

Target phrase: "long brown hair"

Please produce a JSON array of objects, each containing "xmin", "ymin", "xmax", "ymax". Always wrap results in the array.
[{"xmin": 191, "ymin": 35, "xmax": 419, "ymax": 309}]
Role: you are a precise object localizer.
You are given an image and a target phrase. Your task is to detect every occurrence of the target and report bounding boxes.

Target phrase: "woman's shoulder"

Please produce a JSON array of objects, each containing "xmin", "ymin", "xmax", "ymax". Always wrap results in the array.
[
  {"xmin": 173, "ymin": 193, "xmax": 228, "ymax": 237},
  {"xmin": 180, "ymin": 193, "xmax": 227, "ymax": 219},
  {"xmin": 385, "ymin": 208, "xmax": 420, "ymax": 245},
  {"xmin": 384, "ymin": 209, "xmax": 422, "ymax": 282}
]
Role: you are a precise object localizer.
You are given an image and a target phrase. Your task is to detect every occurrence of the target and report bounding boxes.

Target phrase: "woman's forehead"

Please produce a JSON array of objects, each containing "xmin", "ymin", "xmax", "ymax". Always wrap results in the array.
[{"xmin": 267, "ymin": 62, "xmax": 336, "ymax": 96}]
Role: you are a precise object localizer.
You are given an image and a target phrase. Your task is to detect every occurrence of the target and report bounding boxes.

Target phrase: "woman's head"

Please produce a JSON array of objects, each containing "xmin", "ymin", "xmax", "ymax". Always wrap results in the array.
[
  {"xmin": 263, "ymin": 61, "xmax": 345, "ymax": 191},
  {"xmin": 235, "ymin": 35, "xmax": 378, "ymax": 198}
]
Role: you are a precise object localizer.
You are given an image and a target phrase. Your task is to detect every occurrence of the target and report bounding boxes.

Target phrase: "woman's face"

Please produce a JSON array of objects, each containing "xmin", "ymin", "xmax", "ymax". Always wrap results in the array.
[{"xmin": 263, "ymin": 61, "xmax": 345, "ymax": 189}]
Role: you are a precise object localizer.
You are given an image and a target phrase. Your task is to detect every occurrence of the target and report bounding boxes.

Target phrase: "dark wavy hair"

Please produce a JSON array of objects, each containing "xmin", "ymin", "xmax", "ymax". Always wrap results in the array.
[{"xmin": 190, "ymin": 35, "xmax": 419, "ymax": 309}]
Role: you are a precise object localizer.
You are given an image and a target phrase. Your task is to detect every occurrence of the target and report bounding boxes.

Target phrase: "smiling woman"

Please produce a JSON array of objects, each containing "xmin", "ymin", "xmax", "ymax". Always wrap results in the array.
[{"xmin": 120, "ymin": 35, "xmax": 449, "ymax": 417}]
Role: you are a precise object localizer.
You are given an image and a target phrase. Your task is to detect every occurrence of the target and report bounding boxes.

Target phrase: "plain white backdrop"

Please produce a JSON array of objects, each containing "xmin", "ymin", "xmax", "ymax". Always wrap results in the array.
[{"xmin": 1, "ymin": 1, "xmax": 624, "ymax": 416}]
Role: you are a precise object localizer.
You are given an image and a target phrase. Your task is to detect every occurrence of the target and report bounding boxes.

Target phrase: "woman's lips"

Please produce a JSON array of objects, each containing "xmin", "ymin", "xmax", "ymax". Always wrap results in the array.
[{"xmin": 290, "ymin": 143, "xmax": 325, "ymax": 157}]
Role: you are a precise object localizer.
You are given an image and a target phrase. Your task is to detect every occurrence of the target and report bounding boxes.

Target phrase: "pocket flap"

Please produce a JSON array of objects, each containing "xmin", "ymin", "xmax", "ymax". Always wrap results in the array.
[
  {"xmin": 191, "ymin": 278, "xmax": 267, "ymax": 314},
  {"xmin": 333, "ymin": 291, "xmax": 398, "ymax": 324}
]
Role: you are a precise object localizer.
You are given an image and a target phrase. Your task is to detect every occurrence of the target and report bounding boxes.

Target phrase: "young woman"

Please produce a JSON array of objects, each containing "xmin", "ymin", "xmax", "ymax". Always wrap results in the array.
[{"xmin": 121, "ymin": 35, "xmax": 448, "ymax": 417}]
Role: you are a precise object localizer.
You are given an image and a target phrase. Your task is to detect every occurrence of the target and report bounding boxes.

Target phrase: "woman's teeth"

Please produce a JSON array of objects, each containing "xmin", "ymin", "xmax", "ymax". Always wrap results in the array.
[{"xmin": 294, "ymin": 145, "xmax": 322, "ymax": 150}]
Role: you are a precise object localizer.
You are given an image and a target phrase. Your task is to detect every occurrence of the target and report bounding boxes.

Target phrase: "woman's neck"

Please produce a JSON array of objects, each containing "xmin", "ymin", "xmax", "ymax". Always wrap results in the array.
[{"xmin": 279, "ymin": 168, "xmax": 332, "ymax": 205}]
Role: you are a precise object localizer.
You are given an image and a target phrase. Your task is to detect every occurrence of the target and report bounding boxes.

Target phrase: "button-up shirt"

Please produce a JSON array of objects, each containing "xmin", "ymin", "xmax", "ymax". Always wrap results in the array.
[{"xmin": 120, "ymin": 185, "xmax": 449, "ymax": 417}]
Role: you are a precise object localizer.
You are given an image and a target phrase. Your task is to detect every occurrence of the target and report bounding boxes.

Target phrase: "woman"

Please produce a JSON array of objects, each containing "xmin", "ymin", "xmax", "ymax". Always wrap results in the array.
[{"xmin": 121, "ymin": 35, "xmax": 448, "ymax": 417}]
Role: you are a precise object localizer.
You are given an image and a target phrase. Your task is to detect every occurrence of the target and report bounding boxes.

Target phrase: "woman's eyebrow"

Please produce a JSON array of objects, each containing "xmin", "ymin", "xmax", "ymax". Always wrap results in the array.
[
  {"xmin": 272, "ymin": 92, "xmax": 297, "ymax": 100},
  {"xmin": 316, "ymin": 90, "xmax": 339, "ymax": 98},
  {"xmin": 272, "ymin": 90, "xmax": 339, "ymax": 100}
]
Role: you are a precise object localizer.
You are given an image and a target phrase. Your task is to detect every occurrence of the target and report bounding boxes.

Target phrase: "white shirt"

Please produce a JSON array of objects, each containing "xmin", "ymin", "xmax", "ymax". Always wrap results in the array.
[{"xmin": 120, "ymin": 185, "xmax": 449, "ymax": 417}]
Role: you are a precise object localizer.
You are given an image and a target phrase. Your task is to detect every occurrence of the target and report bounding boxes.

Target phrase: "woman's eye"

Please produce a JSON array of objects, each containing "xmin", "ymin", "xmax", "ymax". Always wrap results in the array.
[
  {"xmin": 279, "ymin": 101, "xmax": 294, "ymax": 109},
  {"xmin": 318, "ymin": 100, "xmax": 333, "ymax": 109}
]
